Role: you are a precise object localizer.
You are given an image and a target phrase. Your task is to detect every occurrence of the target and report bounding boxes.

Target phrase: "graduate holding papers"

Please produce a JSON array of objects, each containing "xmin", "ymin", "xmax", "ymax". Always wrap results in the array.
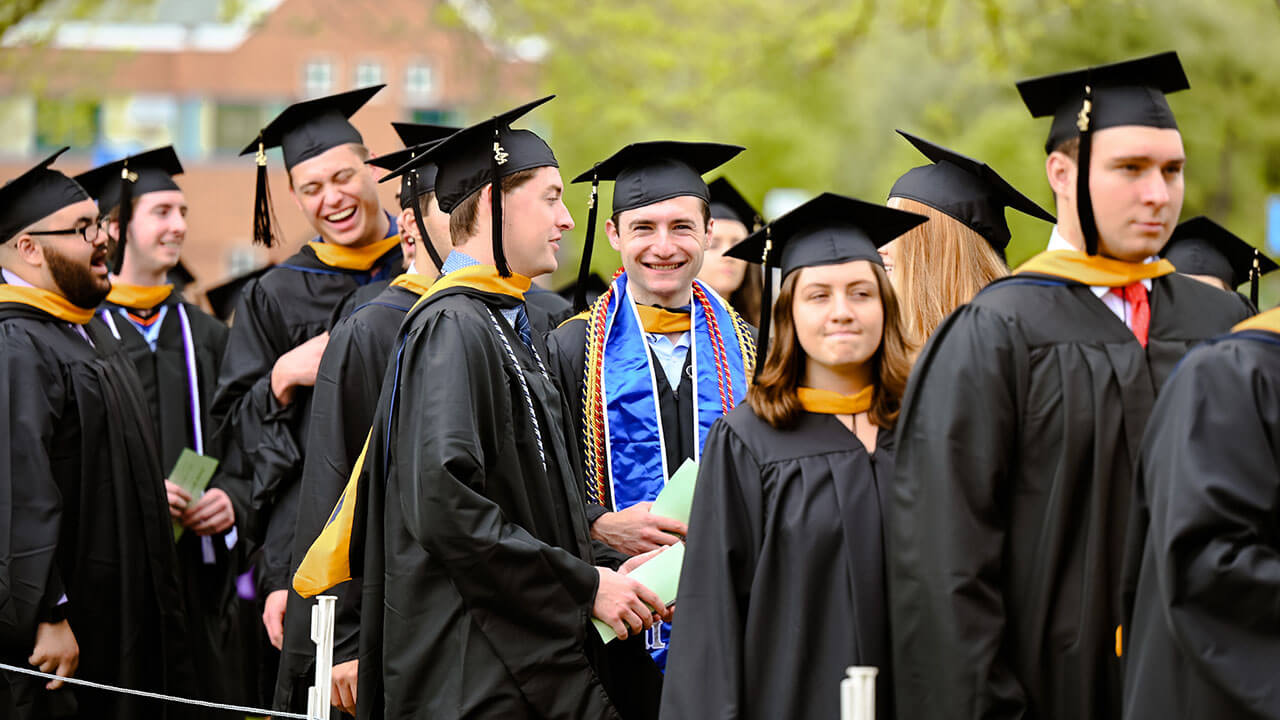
[{"xmin": 661, "ymin": 193, "xmax": 926, "ymax": 720}]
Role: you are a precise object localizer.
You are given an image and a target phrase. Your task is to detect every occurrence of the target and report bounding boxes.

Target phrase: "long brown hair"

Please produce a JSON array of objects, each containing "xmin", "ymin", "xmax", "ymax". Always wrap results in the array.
[
  {"xmin": 746, "ymin": 262, "xmax": 916, "ymax": 430},
  {"xmin": 886, "ymin": 197, "xmax": 1009, "ymax": 344}
]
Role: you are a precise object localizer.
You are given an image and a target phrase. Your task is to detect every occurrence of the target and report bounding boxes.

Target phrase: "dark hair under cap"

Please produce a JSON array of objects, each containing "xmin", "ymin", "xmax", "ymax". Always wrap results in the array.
[{"xmin": 0, "ymin": 148, "xmax": 91, "ymax": 244}]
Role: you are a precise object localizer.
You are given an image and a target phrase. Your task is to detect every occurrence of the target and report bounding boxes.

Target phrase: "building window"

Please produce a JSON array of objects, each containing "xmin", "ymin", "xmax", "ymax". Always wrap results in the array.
[
  {"xmin": 212, "ymin": 102, "xmax": 280, "ymax": 154},
  {"xmin": 405, "ymin": 62, "xmax": 435, "ymax": 103},
  {"xmin": 354, "ymin": 60, "xmax": 384, "ymax": 88},
  {"xmin": 411, "ymin": 108, "xmax": 460, "ymax": 126},
  {"xmin": 303, "ymin": 59, "xmax": 334, "ymax": 97},
  {"xmin": 35, "ymin": 97, "xmax": 101, "ymax": 152}
]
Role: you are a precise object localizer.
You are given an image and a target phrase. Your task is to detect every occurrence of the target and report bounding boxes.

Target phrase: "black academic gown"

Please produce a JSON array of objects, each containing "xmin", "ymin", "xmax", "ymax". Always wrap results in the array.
[
  {"xmin": 1122, "ymin": 323, "xmax": 1280, "ymax": 720},
  {"xmin": 210, "ymin": 242, "xmax": 402, "ymax": 597},
  {"xmin": 275, "ymin": 283, "xmax": 420, "ymax": 713},
  {"xmin": 661, "ymin": 406, "xmax": 894, "ymax": 720},
  {"xmin": 351, "ymin": 283, "xmax": 622, "ymax": 720},
  {"xmin": 0, "ymin": 303, "xmax": 197, "ymax": 720},
  {"xmin": 93, "ymin": 292, "xmax": 248, "ymax": 710},
  {"xmin": 888, "ymin": 272, "xmax": 1254, "ymax": 720}
]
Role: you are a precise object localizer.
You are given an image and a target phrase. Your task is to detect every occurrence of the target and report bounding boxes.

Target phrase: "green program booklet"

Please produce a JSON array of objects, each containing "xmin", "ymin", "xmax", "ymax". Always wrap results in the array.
[
  {"xmin": 593, "ymin": 541, "xmax": 686, "ymax": 644},
  {"xmin": 650, "ymin": 458, "xmax": 698, "ymax": 526},
  {"xmin": 170, "ymin": 449, "xmax": 219, "ymax": 541}
]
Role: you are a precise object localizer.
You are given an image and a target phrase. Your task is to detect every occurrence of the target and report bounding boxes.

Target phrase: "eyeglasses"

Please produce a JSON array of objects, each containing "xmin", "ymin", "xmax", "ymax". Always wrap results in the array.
[{"xmin": 27, "ymin": 221, "xmax": 102, "ymax": 244}]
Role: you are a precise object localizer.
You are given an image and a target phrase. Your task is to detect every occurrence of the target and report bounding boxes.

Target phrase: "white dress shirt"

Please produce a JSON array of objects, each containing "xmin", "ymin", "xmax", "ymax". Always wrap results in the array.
[{"xmin": 1045, "ymin": 227, "xmax": 1154, "ymax": 330}]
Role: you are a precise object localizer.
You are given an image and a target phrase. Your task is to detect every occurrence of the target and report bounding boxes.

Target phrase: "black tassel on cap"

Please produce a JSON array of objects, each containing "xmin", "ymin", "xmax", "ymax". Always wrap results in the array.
[
  {"xmin": 573, "ymin": 168, "xmax": 601, "ymax": 312},
  {"xmin": 1251, "ymin": 250, "xmax": 1261, "ymax": 307},
  {"xmin": 1075, "ymin": 80, "xmax": 1100, "ymax": 256},
  {"xmin": 253, "ymin": 138, "xmax": 278, "ymax": 247},
  {"xmin": 111, "ymin": 162, "xmax": 137, "ymax": 273},
  {"xmin": 753, "ymin": 225, "xmax": 773, "ymax": 380},
  {"xmin": 412, "ymin": 171, "xmax": 446, "ymax": 272},
  {"xmin": 491, "ymin": 127, "xmax": 510, "ymax": 277}
]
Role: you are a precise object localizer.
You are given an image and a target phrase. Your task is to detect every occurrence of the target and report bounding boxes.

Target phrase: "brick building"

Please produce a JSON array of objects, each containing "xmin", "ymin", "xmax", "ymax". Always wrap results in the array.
[{"xmin": 0, "ymin": 0, "xmax": 540, "ymax": 291}]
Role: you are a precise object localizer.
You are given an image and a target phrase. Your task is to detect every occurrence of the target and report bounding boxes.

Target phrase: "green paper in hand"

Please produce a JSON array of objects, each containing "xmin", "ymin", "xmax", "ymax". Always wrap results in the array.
[
  {"xmin": 650, "ymin": 458, "xmax": 698, "ymax": 527},
  {"xmin": 170, "ymin": 449, "xmax": 219, "ymax": 541},
  {"xmin": 593, "ymin": 541, "xmax": 686, "ymax": 644}
]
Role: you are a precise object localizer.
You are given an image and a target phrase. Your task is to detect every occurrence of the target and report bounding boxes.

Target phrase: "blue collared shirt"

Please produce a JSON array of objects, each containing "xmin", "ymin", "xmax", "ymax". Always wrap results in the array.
[
  {"xmin": 440, "ymin": 250, "xmax": 521, "ymax": 328},
  {"xmin": 645, "ymin": 331, "xmax": 690, "ymax": 388}
]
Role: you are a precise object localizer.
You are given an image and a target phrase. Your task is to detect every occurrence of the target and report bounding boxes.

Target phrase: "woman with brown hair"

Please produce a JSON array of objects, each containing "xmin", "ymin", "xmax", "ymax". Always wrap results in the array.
[
  {"xmin": 882, "ymin": 131, "xmax": 1056, "ymax": 343},
  {"xmin": 697, "ymin": 177, "xmax": 764, "ymax": 325},
  {"xmin": 660, "ymin": 193, "xmax": 926, "ymax": 720}
]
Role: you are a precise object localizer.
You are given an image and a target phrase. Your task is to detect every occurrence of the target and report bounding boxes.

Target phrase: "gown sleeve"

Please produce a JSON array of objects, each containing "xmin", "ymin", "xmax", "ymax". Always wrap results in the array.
[
  {"xmin": 0, "ymin": 330, "xmax": 63, "ymax": 654},
  {"xmin": 1138, "ymin": 337, "xmax": 1280, "ymax": 715},
  {"xmin": 210, "ymin": 280, "xmax": 306, "ymax": 592},
  {"xmin": 887, "ymin": 304, "xmax": 1029, "ymax": 719},
  {"xmin": 659, "ymin": 418, "xmax": 762, "ymax": 719}
]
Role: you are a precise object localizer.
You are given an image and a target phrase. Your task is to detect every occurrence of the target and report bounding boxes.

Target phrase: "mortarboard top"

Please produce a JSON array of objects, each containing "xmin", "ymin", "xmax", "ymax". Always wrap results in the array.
[
  {"xmin": 1016, "ymin": 52, "xmax": 1188, "ymax": 256},
  {"xmin": 567, "ymin": 140, "xmax": 743, "ymax": 311},
  {"xmin": 725, "ymin": 192, "xmax": 928, "ymax": 377},
  {"xmin": 75, "ymin": 145, "xmax": 184, "ymax": 211},
  {"xmin": 0, "ymin": 148, "xmax": 92, "ymax": 244},
  {"xmin": 240, "ymin": 85, "xmax": 384, "ymax": 170},
  {"xmin": 206, "ymin": 264, "xmax": 275, "ymax": 321},
  {"xmin": 708, "ymin": 177, "xmax": 762, "ymax": 230},
  {"xmin": 381, "ymin": 96, "xmax": 559, "ymax": 277},
  {"xmin": 390, "ymin": 122, "xmax": 459, "ymax": 149},
  {"xmin": 888, "ymin": 130, "xmax": 1055, "ymax": 253},
  {"xmin": 1163, "ymin": 216, "xmax": 1279, "ymax": 306},
  {"xmin": 75, "ymin": 145, "xmax": 185, "ymax": 272},
  {"xmin": 238, "ymin": 85, "xmax": 384, "ymax": 248},
  {"xmin": 1016, "ymin": 52, "xmax": 1188, "ymax": 154}
]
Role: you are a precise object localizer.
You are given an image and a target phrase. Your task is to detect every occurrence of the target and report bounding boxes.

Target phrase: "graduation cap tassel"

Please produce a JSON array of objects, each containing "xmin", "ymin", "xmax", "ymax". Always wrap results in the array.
[
  {"xmin": 574, "ymin": 169, "xmax": 601, "ymax": 312},
  {"xmin": 753, "ymin": 226, "xmax": 773, "ymax": 381},
  {"xmin": 1075, "ymin": 82, "xmax": 1100, "ymax": 256},
  {"xmin": 111, "ymin": 161, "xmax": 137, "ymax": 274},
  {"xmin": 1251, "ymin": 250, "xmax": 1261, "ymax": 307},
  {"xmin": 253, "ymin": 138, "xmax": 277, "ymax": 247},
  {"xmin": 411, "ymin": 171, "xmax": 446, "ymax": 272},
  {"xmin": 491, "ymin": 128, "xmax": 510, "ymax": 278}
]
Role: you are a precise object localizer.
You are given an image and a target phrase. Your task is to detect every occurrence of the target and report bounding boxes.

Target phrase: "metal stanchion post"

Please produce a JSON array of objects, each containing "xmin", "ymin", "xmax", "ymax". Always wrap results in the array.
[
  {"xmin": 840, "ymin": 666, "xmax": 878, "ymax": 720},
  {"xmin": 306, "ymin": 595, "xmax": 337, "ymax": 720}
]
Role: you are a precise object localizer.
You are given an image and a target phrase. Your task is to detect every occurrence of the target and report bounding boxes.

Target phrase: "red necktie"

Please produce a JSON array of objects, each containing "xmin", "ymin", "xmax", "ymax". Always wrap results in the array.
[{"xmin": 1110, "ymin": 283, "xmax": 1150, "ymax": 347}]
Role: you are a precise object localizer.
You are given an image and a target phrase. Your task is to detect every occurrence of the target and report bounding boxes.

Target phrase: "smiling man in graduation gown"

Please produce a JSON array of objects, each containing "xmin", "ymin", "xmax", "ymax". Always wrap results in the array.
[
  {"xmin": 276, "ymin": 123, "xmax": 456, "ymax": 718},
  {"xmin": 293, "ymin": 97, "xmax": 667, "ymax": 720},
  {"xmin": 546, "ymin": 142, "xmax": 755, "ymax": 681},
  {"xmin": 210, "ymin": 85, "xmax": 404, "ymax": 658},
  {"xmin": 888, "ymin": 52, "xmax": 1254, "ymax": 720},
  {"xmin": 76, "ymin": 147, "xmax": 248, "ymax": 711},
  {"xmin": 0, "ymin": 151, "xmax": 196, "ymax": 719}
]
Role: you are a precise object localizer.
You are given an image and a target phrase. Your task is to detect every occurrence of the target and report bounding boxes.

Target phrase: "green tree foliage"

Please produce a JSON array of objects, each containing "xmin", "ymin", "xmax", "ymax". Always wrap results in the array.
[{"xmin": 484, "ymin": 0, "xmax": 1280, "ymax": 304}]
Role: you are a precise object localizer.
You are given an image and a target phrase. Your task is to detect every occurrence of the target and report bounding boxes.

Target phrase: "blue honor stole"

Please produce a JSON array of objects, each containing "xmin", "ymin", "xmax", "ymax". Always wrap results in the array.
[{"xmin": 600, "ymin": 274, "xmax": 750, "ymax": 511}]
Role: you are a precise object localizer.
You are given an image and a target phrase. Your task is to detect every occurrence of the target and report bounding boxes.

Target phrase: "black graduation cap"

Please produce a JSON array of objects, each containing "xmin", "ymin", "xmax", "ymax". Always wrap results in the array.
[
  {"xmin": 381, "ymin": 96, "xmax": 559, "ymax": 277},
  {"xmin": 568, "ymin": 140, "xmax": 744, "ymax": 311},
  {"xmin": 1016, "ymin": 52, "xmax": 1188, "ymax": 255},
  {"xmin": 1162, "ymin": 216, "xmax": 1279, "ymax": 306},
  {"xmin": 888, "ymin": 131, "xmax": 1054, "ymax": 254},
  {"xmin": 556, "ymin": 271, "xmax": 609, "ymax": 306},
  {"xmin": 708, "ymin": 177, "xmax": 762, "ymax": 230},
  {"xmin": 205, "ymin": 264, "xmax": 274, "ymax": 321},
  {"xmin": 0, "ymin": 148, "xmax": 91, "ymax": 245},
  {"xmin": 367, "ymin": 124, "xmax": 459, "ymax": 273},
  {"xmin": 239, "ymin": 85, "xmax": 384, "ymax": 247},
  {"xmin": 75, "ymin": 145, "xmax": 185, "ymax": 272},
  {"xmin": 724, "ymin": 192, "xmax": 928, "ymax": 376}
]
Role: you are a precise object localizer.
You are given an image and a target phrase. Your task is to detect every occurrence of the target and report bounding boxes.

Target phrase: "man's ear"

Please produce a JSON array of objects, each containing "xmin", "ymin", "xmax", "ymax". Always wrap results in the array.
[
  {"xmin": 13, "ymin": 233, "xmax": 44, "ymax": 267},
  {"xmin": 398, "ymin": 208, "xmax": 417, "ymax": 244},
  {"xmin": 107, "ymin": 219, "xmax": 121, "ymax": 244},
  {"xmin": 702, "ymin": 216, "xmax": 715, "ymax": 250},
  {"xmin": 1046, "ymin": 151, "xmax": 1076, "ymax": 202},
  {"xmin": 605, "ymin": 216, "xmax": 622, "ymax": 252}
]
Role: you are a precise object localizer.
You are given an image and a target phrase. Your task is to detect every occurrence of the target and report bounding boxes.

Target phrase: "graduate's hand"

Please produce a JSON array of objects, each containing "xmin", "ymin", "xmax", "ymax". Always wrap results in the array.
[
  {"xmin": 30, "ymin": 620, "xmax": 78, "ymax": 690},
  {"xmin": 165, "ymin": 479, "xmax": 192, "ymax": 520},
  {"xmin": 593, "ymin": 568, "xmax": 665, "ymax": 640},
  {"xmin": 181, "ymin": 488, "xmax": 235, "ymax": 535},
  {"xmin": 271, "ymin": 332, "xmax": 330, "ymax": 405},
  {"xmin": 263, "ymin": 589, "xmax": 288, "ymax": 649},
  {"xmin": 619, "ymin": 547, "xmax": 663, "ymax": 575},
  {"xmin": 591, "ymin": 501, "xmax": 687, "ymax": 556},
  {"xmin": 331, "ymin": 658, "xmax": 358, "ymax": 716}
]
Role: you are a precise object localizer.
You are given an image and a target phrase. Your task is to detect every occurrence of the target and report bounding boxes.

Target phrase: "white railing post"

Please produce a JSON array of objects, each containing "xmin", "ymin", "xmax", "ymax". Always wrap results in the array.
[
  {"xmin": 306, "ymin": 595, "xmax": 337, "ymax": 720},
  {"xmin": 840, "ymin": 666, "xmax": 878, "ymax": 720}
]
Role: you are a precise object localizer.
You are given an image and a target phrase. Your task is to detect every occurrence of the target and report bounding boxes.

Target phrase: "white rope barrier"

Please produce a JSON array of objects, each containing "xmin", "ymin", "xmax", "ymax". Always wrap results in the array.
[
  {"xmin": 0, "ymin": 662, "xmax": 308, "ymax": 718},
  {"xmin": 0, "ymin": 593, "xmax": 339, "ymax": 720},
  {"xmin": 840, "ymin": 665, "xmax": 878, "ymax": 720}
]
